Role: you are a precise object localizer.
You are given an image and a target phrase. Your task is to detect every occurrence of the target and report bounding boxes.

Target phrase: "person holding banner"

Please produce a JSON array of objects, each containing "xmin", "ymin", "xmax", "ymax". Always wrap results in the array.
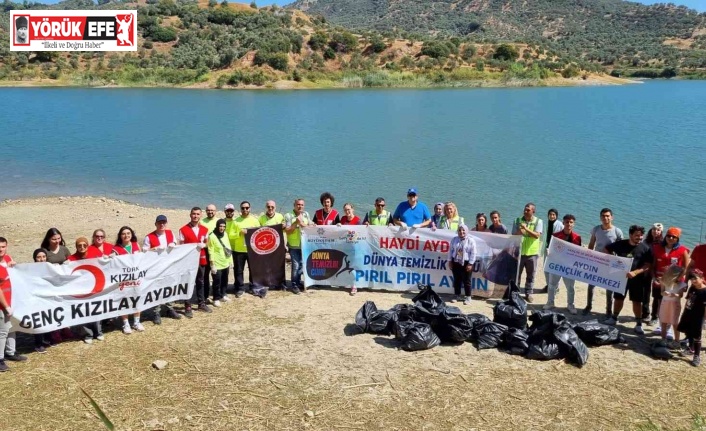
[
  {"xmin": 339, "ymin": 203, "xmax": 361, "ymax": 226},
  {"xmin": 113, "ymin": 226, "xmax": 145, "ymax": 334},
  {"xmin": 0, "ymin": 265, "xmax": 28, "ymax": 372},
  {"xmin": 233, "ymin": 201, "xmax": 261, "ymax": 298},
  {"xmin": 448, "ymin": 224, "xmax": 477, "ymax": 305},
  {"xmin": 178, "ymin": 207, "xmax": 210, "ymax": 318},
  {"xmin": 438, "ymin": 202, "xmax": 463, "ymax": 231},
  {"xmin": 488, "ymin": 211, "xmax": 508, "ymax": 235},
  {"xmin": 543, "ymin": 214, "xmax": 581, "ymax": 314},
  {"xmin": 604, "ymin": 225, "xmax": 653, "ymax": 332},
  {"xmin": 69, "ymin": 237, "xmax": 106, "ymax": 344},
  {"xmin": 313, "ymin": 192, "xmax": 341, "ymax": 226},
  {"xmin": 143, "ymin": 215, "xmax": 181, "ymax": 324},
  {"xmin": 393, "ymin": 188, "xmax": 431, "ymax": 229},
  {"xmin": 541, "ymin": 209, "xmax": 564, "ymax": 293},
  {"xmin": 363, "ymin": 198, "xmax": 392, "ymax": 226},
  {"xmin": 40, "ymin": 228, "xmax": 71, "ymax": 265},
  {"xmin": 88, "ymin": 229, "xmax": 113, "ymax": 257},
  {"xmin": 512, "ymin": 203, "xmax": 543, "ymax": 303},
  {"xmin": 31, "ymin": 248, "xmax": 55, "ymax": 351},
  {"xmin": 677, "ymin": 269, "xmax": 706, "ymax": 367},
  {"xmin": 583, "ymin": 208, "xmax": 624, "ymax": 317},
  {"xmin": 207, "ymin": 219, "xmax": 232, "ymax": 307},
  {"xmin": 284, "ymin": 199, "xmax": 311, "ymax": 294},
  {"xmin": 651, "ymin": 227, "xmax": 690, "ymax": 337},
  {"xmin": 259, "ymin": 201, "xmax": 284, "ymax": 227}
]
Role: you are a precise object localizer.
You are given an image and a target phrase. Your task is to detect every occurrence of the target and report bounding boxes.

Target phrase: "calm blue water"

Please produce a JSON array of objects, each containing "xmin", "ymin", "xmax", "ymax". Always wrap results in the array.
[{"xmin": 1, "ymin": 81, "xmax": 705, "ymax": 245}]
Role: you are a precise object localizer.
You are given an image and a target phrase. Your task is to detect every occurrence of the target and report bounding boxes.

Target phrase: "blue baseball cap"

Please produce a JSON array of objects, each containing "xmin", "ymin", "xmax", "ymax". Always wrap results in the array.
[
  {"xmin": 407, "ymin": 188, "xmax": 418, "ymax": 196},
  {"xmin": 155, "ymin": 214, "xmax": 168, "ymax": 223}
]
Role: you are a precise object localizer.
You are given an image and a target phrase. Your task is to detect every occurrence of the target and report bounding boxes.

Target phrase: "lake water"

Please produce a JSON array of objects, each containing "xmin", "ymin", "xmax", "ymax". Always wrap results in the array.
[{"xmin": 1, "ymin": 81, "xmax": 705, "ymax": 245}]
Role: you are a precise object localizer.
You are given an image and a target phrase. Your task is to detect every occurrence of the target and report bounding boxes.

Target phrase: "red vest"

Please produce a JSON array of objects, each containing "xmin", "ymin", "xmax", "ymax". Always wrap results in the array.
[
  {"xmin": 653, "ymin": 243, "xmax": 690, "ymax": 282},
  {"xmin": 315, "ymin": 208, "xmax": 339, "ymax": 225},
  {"xmin": 114, "ymin": 242, "xmax": 140, "ymax": 255},
  {"xmin": 147, "ymin": 230, "xmax": 175, "ymax": 250},
  {"xmin": 180, "ymin": 224, "xmax": 208, "ymax": 266},
  {"xmin": 0, "ymin": 266, "xmax": 11, "ymax": 307},
  {"xmin": 88, "ymin": 243, "xmax": 113, "ymax": 257}
]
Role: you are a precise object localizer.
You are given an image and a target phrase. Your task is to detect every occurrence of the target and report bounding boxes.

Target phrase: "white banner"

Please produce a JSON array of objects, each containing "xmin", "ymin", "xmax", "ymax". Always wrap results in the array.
[
  {"xmin": 6, "ymin": 244, "xmax": 198, "ymax": 334},
  {"xmin": 301, "ymin": 226, "xmax": 521, "ymax": 298},
  {"xmin": 544, "ymin": 237, "xmax": 632, "ymax": 295}
]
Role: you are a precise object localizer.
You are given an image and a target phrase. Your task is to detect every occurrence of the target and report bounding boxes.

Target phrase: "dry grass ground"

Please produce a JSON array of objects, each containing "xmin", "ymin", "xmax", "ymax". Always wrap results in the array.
[{"xmin": 0, "ymin": 197, "xmax": 705, "ymax": 431}]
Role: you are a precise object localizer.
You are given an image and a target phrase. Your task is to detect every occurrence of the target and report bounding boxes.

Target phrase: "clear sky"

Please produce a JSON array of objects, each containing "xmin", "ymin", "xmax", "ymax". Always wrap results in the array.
[{"xmin": 29, "ymin": 0, "xmax": 706, "ymax": 12}]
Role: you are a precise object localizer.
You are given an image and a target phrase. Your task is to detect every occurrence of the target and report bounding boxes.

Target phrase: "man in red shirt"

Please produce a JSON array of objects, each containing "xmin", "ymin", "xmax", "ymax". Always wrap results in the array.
[
  {"xmin": 687, "ymin": 243, "xmax": 706, "ymax": 276},
  {"xmin": 178, "ymin": 207, "xmax": 212, "ymax": 317},
  {"xmin": 0, "ymin": 238, "xmax": 26, "ymax": 371},
  {"xmin": 0, "ymin": 237, "xmax": 16, "ymax": 268},
  {"xmin": 544, "ymin": 214, "xmax": 582, "ymax": 314}
]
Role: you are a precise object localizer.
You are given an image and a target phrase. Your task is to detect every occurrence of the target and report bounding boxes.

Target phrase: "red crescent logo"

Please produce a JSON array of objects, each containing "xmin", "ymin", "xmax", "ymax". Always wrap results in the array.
[{"xmin": 71, "ymin": 264, "xmax": 106, "ymax": 298}]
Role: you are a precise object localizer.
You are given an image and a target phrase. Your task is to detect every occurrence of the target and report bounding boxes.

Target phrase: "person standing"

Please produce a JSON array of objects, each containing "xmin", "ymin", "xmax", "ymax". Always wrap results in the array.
[
  {"xmin": 645, "ymin": 223, "xmax": 664, "ymax": 246},
  {"xmin": 200, "ymin": 204, "xmax": 219, "ymax": 300},
  {"xmin": 113, "ymin": 226, "xmax": 144, "ymax": 334},
  {"xmin": 604, "ymin": 225, "xmax": 653, "ymax": 332},
  {"xmin": 438, "ymin": 202, "xmax": 464, "ymax": 231},
  {"xmin": 0, "ymin": 264, "xmax": 27, "ymax": 372},
  {"xmin": 224, "ymin": 203, "xmax": 238, "ymax": 299},
  {"xmin": 40, "ymin": 228, "xmax": 71, "ymax": 265},
  {"xmin": 88, "ymin": 229, "xmax": 113, "ymax": 257},
  {"xmin": 233, "ymin": 201, "xmax": 261, "ymax": 297},
  {"xmin": 430, "ymin": 202, "xmax": 444, "ymax": 229},
  {"xmin": 393, "ymin": 188, "xmax": 431, "ymax": 229},
  {"xmin": 259, "ymin": 200, "xmax": 285, "ymax": 227},
  {"xmin": 178, "ymin": 207, "xmax": 211, "ymax": 318},
  {"xmin": 543, "ymin": 214, "xmax": 581, "ymax": 314},
  {"xmin": 488, "ymin": 211, "xmax": 508, "ymax": 234},
  {"xmin": 69, "ymin": 237, "xmax": 105, "ymax": 344},
  {"xmin": 583, "ymin": 208, "xmax": 624, "ymax": 316},
  {"xmin": 284, "ymin": 199, "xmax": 311, "ymax": 294},
  {"xmin": 313, "ymin": 192, "xmax": 341, "ymax": 226},
  {"xmin": 512, "ymin": 203, "xmax": 543, "ymax": 302},
  {"xmin": 339, "ymin": 203, "xmax": 361, "ymax": 225},
  {"xmin": 363, "ymin": 197, "xmax": 392, "ymax": 226},
  {"xmin": 143, "ymin": 215, "xmax": 181, "ymax": 324},
  {"xmin": 472, "ymin": 213, "xmax": 489, "ymax": 232},
  {"xmin": 651, "ymin": 227, "xmax": 690, "ymax": 336},
  {"xmin": 677, "ymin": 269, "xmax": 706, "ymax": 367},
  {"xmin": 207, "ymin": 219, "xmax": 232, "ymax": 307},
  {"xmin": 0, "ymin": 238, "xmax": 16, "ymax": 268},
  {"xmin": 541, "ymin": 208, "xmax": 564, "ymax": 294},
  {"xmin": 448, "ymin": 224, "xmax": 477, "ymax": 305},
  {"xmin": 31, "ymin": 248, "xmax": 54, "ymax": 351}
]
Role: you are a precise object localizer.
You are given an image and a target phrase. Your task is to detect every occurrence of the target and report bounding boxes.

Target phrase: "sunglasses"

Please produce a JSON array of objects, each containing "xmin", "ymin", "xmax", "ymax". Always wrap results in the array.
[
  {"xmin": 376, "ymin": 204, "xmax": 385, "ymax": 207},
  {"xmin": 77, "ymin": 243, "xmax": 88, "ymax": 248},
  {"xmin": 266, "ymin": 206, "xmax": 275, "ymax": 209},
  {"xmin": 225, "ymin": 209, "xmax": 235, "ymax": 212}
]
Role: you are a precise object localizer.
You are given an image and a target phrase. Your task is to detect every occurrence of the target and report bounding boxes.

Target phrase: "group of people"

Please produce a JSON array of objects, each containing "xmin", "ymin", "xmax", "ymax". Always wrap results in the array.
[{"xmin": 0, "ymin": 188, "xmax": 705, "ymax": 370}]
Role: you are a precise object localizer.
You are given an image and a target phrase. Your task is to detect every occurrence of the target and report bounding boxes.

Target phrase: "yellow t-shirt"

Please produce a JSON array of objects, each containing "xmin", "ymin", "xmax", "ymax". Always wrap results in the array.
[
  {"xmin": 233, "ymin": 215, "xmax": 261, "ymax": 252},
  {"xmin": 259, "ymin": 212, "xmax": 285, "ymax": 227},
  {"xmin": 207, "ymin": 232, "xmax": 232, "ymax": 270},
  {"xmin": 200, "ymin": 217, "xmax": 218, "ymax": 234}
]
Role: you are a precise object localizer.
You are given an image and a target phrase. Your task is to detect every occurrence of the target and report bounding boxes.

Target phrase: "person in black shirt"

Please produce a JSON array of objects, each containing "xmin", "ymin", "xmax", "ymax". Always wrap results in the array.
[
  {"xmin": 677, "ymin": 269, "xmax": 706, "ymax": 367},
  {"xmin": 604, "ymin": 225, "xmax": 653, "ymax": 333}
]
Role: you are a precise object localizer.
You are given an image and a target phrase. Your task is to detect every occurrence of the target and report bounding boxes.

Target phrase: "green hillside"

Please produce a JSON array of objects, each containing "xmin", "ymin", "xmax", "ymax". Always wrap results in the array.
[{"xmin": 289, "ymin": 0, "xmax": 706, "ymax": 70}]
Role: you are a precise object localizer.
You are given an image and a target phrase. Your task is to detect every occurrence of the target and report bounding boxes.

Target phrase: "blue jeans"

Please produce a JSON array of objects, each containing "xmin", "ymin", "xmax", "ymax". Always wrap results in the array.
[{"xmin": 289, "ymin": 248, "xmax": 303, "ymax": 288}]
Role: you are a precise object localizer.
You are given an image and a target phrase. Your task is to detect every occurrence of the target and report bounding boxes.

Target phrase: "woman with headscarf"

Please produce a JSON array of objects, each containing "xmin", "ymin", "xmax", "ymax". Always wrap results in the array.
[
  {"xmin": 447, "ymin": 224, "xmax": 477, "ymax": 305},
  {"xmin": 430, "ymin": 202, "xmax": 444, "ymax": 229},
  {"xmin": 112, "ymin": 226, "xmax": 145, "ymax": 334},
  {"xmin": 652, "ymin": 227, "xmax": 690, "ymax": 337},
  {"xmin": 438, "ymin": 202, "xmax": 464, "ymax": 231},
  {"xmin": 207, "ymin": 219, "xmax": 232, "ymax": 308}
]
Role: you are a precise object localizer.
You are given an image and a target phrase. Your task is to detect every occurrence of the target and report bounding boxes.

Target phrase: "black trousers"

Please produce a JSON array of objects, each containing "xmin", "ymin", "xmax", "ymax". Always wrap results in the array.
[
  {"xmin": 189, "ymin": 264, "xmax": 206, "ymax": 305},
  {"xmin": 234, "ymin": 251, "xmax": 252, "ymax": 292},
  {"xmin": 451, "ymin": 261, "xmax": 472, "ymax": 297},
  {"xmin": 204, "ymin": 249, "xmax": 212, "ymax": 299},
  {"xmin": 212, "ymin": 268, "xmax": 229, "ymax": 301}
]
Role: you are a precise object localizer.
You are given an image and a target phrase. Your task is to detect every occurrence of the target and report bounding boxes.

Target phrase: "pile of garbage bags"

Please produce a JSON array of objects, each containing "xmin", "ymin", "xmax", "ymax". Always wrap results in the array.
[{"xmin": 352, "ymin": 283, "xmax": 625, "ymax": 367}]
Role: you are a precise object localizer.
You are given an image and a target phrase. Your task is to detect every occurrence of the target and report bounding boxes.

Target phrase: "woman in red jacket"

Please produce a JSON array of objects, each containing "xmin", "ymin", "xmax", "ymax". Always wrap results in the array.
[
  {"xmin": 113, "ymin": 226, "xmax": 145, "ymax": 334},
  {"xmin": 89, "ymin": 229, "xmax": 113, "ymax": 257}
]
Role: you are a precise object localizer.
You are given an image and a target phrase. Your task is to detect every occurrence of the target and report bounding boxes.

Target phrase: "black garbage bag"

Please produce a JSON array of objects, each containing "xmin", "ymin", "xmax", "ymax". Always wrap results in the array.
[
  {"xmin": 650, "ymin": 341, "xmax": 674, "ymax": 360},
  {"xmin": 553, "ymin": 322, "xmax": 589, "ymax": 366},
  {"xmin": 465, "ymin": 314, "xmax": 491, "ymax": 341},
  {"xmin": 528, "ymin": 310, "xmax": 567, "ymax": 330},
  {"xmin": 526, "ymin": 338, "xmax": 562, "ymax": 360},
  {"xmin": 394, "ymin": 319, "xmax": 416, "ymax": 340},
  {"xmin": 446, "ymin": 314, "xmax": 476, "ymax": 343},
  {"xmin": 502, "ymin": 280, "xmax": 522, "ymax": 300},
  {"xmin": 412, "ymin": 285, "xmax": 445, "ymax": 310},
  {"xmin": 390, "ymin": 303, "xmax": 418, "ymax": 322},
  {"xmin": 401, "ymin": 322, "xmax": 441, "ymax": 351},
  {"xmin": 503, "ymin": 327, "xmax": 530, "ymax": 356},
  {"xmin": 368, "ymin": 310, "xmax": 398, "ymax": 335},
  {"xmin": 473, "ymin": 321, "xmax": 508, "ymax": 350},
  {"xmin": 572, "ymin": 320, "xmax": 624, "ymax": 346},
  {"xmin": 354, "ymin": 301, "xmax": 378, "ymax": 333},
  {"xmin": 493, "ymin": 290, "xmax": 528, "ymax": 329}
]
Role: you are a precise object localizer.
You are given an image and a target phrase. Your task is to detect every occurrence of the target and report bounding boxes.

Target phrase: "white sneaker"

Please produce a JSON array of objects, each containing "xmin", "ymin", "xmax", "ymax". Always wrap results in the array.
[
  {"xmin": 604, "ymin": 317, "xmax": 617, "ymax": 325},
  {"xmin": 463, "ymin": 297, "xmax": 472, "ymax": 305},
  {"xmin": 221, "ymin": 296, "xmax": 232, "ymax": 303},
  {"xmin": 96, "ymin": 335, "xmax": 105, "ymax": 341},
  {"xmin": 213, "ymin": 300, "xmax": 221, "ymax": 307},
  {"xmin": 634, "ymin": 325, "xmax": 645, "ymax": 335},
  {"xmin": 567, "ymin": 305, "xmax": 577, "ymax": 315},
  {"xmin": 543, "ymin": 303, "xmax": 554, "ymax": 310},
  {"xmin": 653, "ymin": 325, "xmax": 662, "ymax": 335},
  {"xmin": 83, "ymin": 338, "xmax": 93, "ymax": 344},
  {"xmin": 122, "ymin": 323, "xmax": 132, "ymax": 335},
  {"xmin": 133, "ymin": 322, "xmax": 145, "ymax": 332},
  {"xmin": 666, "ymin": 326, "xmax": 675, "ymax": 341}
]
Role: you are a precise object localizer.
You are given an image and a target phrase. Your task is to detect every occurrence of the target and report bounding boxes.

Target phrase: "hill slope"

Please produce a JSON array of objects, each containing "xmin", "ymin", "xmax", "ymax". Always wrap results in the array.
[{"xmin": 289, "ymin": 0, "xmax": 706, "ymax": 68}]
